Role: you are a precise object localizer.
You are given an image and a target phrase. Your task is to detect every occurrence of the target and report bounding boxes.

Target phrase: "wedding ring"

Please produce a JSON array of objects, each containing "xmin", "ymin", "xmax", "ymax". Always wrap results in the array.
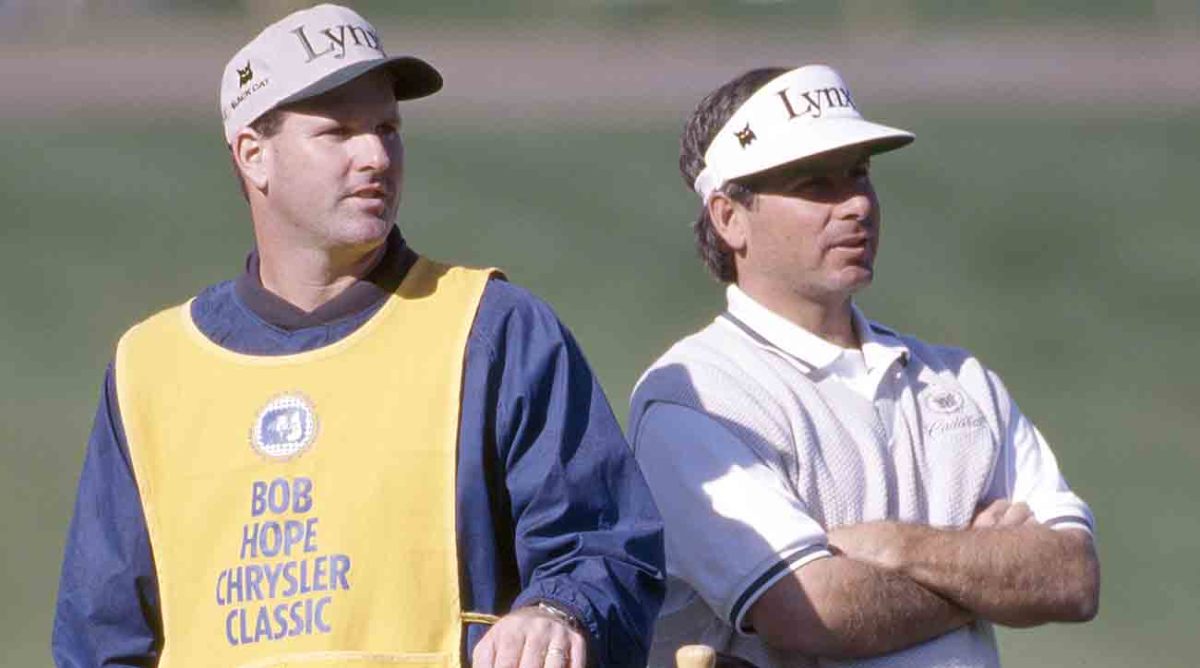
[{"xmin": 545, "ymin": 645, "xmax": 569, "ymax": 665}]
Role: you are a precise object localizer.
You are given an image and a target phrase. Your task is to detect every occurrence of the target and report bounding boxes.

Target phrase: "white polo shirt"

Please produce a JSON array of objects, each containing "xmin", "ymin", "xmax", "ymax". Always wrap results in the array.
[{"xmin": 629, "ymin": 285, "xmax": 1094, "ymax": 668}]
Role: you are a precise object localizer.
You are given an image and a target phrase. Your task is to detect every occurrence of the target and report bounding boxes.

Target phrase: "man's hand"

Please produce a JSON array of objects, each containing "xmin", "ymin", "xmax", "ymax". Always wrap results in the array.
[
  {"xmin": 472, "ymin": 605, "xmax": 586, "ymax": 668},
  {"xmin": 828, "ymin": 501, "xmax": 1040, "ymax": 571},
  {"xmin": 826, "ymin": 521, "xmax": 908, "ymax": 571},
  {"xmin": 827, "ymin": 508, "xmax": 1098, "ymax": 627},
  {"xmin": 971, "ymin": 499, "xmax": 1037, "ymax": 529}
]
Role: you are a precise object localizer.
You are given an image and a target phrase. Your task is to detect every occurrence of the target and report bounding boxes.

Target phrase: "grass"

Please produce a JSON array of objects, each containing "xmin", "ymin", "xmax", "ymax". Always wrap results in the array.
[{"xmin": 2, "ymin": 108, "xmax": 1197, "ymax": 665}]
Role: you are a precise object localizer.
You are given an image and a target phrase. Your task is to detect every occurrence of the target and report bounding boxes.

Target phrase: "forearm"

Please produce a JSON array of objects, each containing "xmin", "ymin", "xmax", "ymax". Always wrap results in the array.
[
  {"xmin": 836, "ymin": 522, "xmax": 1099, "ymax": 627},
  {"xmin": 750, "ymin": 554, "xmax": 971, "ymax": 658},
  {"xmin": 898, "ymin": 524, "xmax": 1098, "ymax": 626}
]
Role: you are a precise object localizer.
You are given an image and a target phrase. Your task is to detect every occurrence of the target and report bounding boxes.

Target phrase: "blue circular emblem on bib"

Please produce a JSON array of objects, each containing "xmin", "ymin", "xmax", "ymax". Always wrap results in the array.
[{"xmin": 251, "ymin": 393, "xmax": 318, "ymax": 460}]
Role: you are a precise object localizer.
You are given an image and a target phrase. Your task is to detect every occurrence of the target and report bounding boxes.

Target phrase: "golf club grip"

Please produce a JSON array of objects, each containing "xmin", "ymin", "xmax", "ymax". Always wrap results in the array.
[{"xmin": 676, "ymin": 644, "xmax": 716, "ymax": 668}]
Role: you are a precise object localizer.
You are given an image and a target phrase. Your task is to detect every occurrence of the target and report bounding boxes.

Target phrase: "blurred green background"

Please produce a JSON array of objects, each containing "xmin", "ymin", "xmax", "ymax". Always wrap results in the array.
[{"xmin": 3, "ymin": 1, "xmax": 1197, "ymax": 666}]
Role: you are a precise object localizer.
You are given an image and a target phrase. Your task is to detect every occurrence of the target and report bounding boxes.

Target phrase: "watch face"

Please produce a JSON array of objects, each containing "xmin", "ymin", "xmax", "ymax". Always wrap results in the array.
[{"xmin": 536, "ymin": 602, "xmax": 580, "ymax": 630}]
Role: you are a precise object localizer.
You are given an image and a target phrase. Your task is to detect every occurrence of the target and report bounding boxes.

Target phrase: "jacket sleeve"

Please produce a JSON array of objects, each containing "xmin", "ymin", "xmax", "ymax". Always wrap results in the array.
[
  {"xmin": 52, "ymin": 365, "xmax": 162, "ymax": 667},
  {"xmin": 477, "ymin": 282, "xmax": 666, "ymax": 667}
]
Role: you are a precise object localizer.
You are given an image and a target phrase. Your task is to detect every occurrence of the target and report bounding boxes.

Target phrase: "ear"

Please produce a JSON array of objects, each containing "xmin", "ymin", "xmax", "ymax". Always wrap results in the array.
[
  {"xmin": 707, "ymin": 192, "xmax": 750, "ymax": 253},
  {"xmin": 232, "ymin": 127, "xmax": 270, "ymax": 193}
]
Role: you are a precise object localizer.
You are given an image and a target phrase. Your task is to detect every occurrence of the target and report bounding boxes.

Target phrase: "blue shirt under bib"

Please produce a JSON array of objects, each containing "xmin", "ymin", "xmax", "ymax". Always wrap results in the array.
[{"xmin": 52, "ymin": 237, "xmax": 665, "ymax": 667}]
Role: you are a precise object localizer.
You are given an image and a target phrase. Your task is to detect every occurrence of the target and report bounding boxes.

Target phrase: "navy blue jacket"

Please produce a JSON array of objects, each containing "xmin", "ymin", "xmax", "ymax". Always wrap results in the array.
[{"xmin": 52, "ymin": 236, "xmax": 665, "ymax": 666}]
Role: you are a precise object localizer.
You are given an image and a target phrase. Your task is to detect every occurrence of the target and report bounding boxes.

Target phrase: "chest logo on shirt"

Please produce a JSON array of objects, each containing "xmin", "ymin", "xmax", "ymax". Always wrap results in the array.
[
  {"xmin": 251, "ymin": 393, "xmax": 319, "ymax": 460},
  {"xmin": 922, "ymin": 387, "xmax": 965, "ymax": 414}
]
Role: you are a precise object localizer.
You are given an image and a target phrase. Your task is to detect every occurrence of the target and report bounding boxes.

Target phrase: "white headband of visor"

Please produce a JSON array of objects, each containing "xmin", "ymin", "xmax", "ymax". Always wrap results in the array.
[{"xmin": 693, "ymin": 64, "xmax": 915, "ymax": 203}]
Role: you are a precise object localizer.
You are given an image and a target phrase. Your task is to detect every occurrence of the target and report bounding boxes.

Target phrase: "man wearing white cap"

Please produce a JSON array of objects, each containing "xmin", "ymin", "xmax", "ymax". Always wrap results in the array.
[
  {"xmin": 628, "ymin": 66, "xmax": 1099, "ymax": 667},
  {"xmin": 52, "ymin": 5, "xmax": 664, "ymax": 667}
]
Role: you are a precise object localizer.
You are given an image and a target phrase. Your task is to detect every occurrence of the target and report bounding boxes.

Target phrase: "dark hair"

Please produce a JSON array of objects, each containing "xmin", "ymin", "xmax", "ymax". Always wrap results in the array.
[
  {"xmin": 679, "ymin": 67, "xmax": 788, "ymax": 283},
  {"xmin": 230, "ymin": 108, "xmax": 285, "ymax": 202}
]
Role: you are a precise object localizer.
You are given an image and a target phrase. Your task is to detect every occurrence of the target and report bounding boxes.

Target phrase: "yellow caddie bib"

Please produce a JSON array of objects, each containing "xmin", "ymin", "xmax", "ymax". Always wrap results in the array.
[{"xmin": 115, "ymin": 257, "xmax": 495, "ymax": 668}]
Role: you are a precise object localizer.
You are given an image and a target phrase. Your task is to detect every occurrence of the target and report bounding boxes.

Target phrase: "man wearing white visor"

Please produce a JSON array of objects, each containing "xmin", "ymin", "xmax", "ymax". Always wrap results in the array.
[
  {"xmin": 629, "ymin": 65, "xmax": 1099, "ymax": 667},
  {"xmin": 52, "ymin": 4, "xmax": 666, "ymax": 668}
]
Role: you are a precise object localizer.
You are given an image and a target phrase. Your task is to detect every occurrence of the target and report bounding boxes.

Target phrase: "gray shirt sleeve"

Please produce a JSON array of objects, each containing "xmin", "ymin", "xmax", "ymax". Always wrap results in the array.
[
  {"xmin": 632, "ymin": 402, "xmax": 830, "ymax": 633},
  {"xmin": 981, "ymin": 370, "xmax": 1095, "ymax": 534}
]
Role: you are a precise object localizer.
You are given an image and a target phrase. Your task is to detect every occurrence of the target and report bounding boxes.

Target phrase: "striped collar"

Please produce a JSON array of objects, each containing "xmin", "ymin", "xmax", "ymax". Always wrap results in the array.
[{"xmin": 722, "ymin": 284, "xmax": 908, "ymax": 375}]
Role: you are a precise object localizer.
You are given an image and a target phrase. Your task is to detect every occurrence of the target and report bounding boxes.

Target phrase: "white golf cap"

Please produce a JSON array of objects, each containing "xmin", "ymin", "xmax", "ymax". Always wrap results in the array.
[
  {"xmin": 694, "ymin": 65, "xmax": 913, "ymax": 202},
  {"xmin": 219, "ymin": 3, "xmax": 442, "ymax": 144}
]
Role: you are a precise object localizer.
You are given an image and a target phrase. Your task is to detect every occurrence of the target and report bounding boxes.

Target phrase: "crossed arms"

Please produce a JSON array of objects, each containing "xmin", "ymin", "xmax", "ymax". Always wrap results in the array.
[
  {"xmin": 633, "ymin": 397, "xmax": 1100, "ymax": 662},
  {"xmin": 749, "ymin": 500, "xmax": 1100, "ymax": 658}
]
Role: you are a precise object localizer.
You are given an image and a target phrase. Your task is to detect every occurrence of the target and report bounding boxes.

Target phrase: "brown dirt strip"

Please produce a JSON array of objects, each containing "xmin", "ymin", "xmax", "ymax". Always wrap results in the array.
[{"xmin": 2, "ymin": 18, "xmax": 1197, "ymax": 124}]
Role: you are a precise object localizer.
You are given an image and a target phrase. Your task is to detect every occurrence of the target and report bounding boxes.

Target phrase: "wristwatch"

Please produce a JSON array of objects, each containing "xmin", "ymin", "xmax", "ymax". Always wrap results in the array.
[{"xmin": 534, "ymin": 601, "xmax": 582, "ymax": 632}]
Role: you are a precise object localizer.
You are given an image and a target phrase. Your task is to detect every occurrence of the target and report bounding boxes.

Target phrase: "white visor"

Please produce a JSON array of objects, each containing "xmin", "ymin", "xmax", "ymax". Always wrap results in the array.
[{"xmin": 694, "ymin": 65, "xmax": 913, "ymax": 202}]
